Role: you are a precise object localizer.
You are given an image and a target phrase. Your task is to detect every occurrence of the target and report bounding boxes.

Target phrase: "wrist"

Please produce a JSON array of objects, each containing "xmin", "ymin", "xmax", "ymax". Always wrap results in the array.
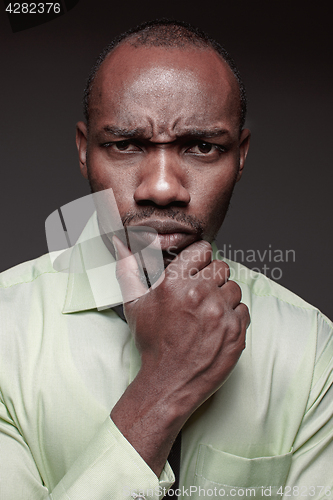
[
  {"xmin": 110, "ymin": 373, "xmax": 186, "ymax": 476},
  {"xmin": 111, "ymin": 370, "xmax": 186, "ymax": 434}
]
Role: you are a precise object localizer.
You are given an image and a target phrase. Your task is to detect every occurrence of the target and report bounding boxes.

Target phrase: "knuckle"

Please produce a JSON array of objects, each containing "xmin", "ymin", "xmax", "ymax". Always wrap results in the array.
[
  {"xmin": 208, "ymin": 302, "xmax": 224, "ymax": 320},
  {"xmin": 186, "ymin": 286, "xmax": 202, "ymax": 306},
  {"xmin": 206, "ymin": 303, "xmax": 224, "ymax": 329}
]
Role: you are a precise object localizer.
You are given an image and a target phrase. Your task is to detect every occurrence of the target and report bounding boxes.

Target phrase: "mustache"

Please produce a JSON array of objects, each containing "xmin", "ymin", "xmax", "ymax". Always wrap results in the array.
[{"xmin": 121, "ymin": 206, "xmax": 204, "ymax": 236}]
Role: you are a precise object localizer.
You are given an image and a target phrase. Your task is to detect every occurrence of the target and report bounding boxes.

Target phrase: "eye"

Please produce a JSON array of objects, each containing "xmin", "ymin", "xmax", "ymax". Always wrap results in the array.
[
  {"xmin": 196, "ymin": 142, "xmax": 213, "ymax": 154},
  {"xmin": 186, "ymin": 141, "xmax": 225, "ymax": 155},
  {"xmin": 114, "ymin": 140, "xmax": 132, "ymax": 151},
  {"xmin": 102, "ymin": 140, "xmax": 142, "ymax": 152}
]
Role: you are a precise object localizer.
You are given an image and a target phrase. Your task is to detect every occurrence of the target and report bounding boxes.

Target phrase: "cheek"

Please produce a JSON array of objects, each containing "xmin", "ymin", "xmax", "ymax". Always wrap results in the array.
[
  {"xmin": 194, "ymin": 174, "xmax": 237, "ymax": 237},
  {"xmin": 193, "ymin": 170, "xmax": 237, "ymax": 209},
  {"xmin": 87, "ymin": 150, "xmax": 132, "ymax": 191},
  {"xmin": 86, "ymin": 154, "xmax": 138, "ymax": 215}
]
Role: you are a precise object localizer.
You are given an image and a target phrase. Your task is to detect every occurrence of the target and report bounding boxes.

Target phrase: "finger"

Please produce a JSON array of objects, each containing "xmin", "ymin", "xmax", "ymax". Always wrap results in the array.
[
  {"xmin": 112, "ymin": 236, "xmax": 148, "ymax": 303},
  {"xmin": 234, "ymin": 302, "xmax": 251, "ymax": 330},
  {"xmin": 219, "ymin": 280, "xmax": 242, "ymax": 308},
  {"xmin": 197, "ymin": 260, "xmax": 230, "ymax": 286},
  {"xmin": 166, "ymin": 240, "xmax": 213, "ymax": 279}
]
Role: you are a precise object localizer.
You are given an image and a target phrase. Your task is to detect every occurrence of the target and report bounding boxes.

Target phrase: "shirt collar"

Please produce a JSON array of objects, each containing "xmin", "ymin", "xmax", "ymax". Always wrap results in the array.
[{"xmin": 62, "ymin": 212, "xmax": 123, "ymax": 314}]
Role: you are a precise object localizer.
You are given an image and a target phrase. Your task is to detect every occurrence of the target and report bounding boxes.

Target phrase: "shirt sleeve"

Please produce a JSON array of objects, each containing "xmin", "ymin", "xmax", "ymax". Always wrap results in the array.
[
  {"xmin": 283, "ymin": 311, "xmax": 333, "ymax": 498},
  {"xmin": 0, "ymin": 406, "xmax": 174, "ymax": 500}
]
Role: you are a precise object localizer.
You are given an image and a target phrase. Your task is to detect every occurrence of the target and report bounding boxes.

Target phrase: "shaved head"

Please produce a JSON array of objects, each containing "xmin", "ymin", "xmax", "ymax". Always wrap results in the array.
[{"xmin": 83, "ymin": 19, "xmax": 247, "ymax": 131}]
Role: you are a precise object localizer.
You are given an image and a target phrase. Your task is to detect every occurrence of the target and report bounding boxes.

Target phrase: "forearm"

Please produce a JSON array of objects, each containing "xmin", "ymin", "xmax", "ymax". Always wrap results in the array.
[{"xmin": 110, "ymin": 367, "xmax": 189, "ymax": 477}]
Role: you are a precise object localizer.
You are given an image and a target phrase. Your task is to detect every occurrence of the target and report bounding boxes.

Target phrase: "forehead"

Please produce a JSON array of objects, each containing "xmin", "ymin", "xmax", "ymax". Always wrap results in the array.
[{"xmin": 89, "ymin": 43, "xmax": 241, "ymax": 134}]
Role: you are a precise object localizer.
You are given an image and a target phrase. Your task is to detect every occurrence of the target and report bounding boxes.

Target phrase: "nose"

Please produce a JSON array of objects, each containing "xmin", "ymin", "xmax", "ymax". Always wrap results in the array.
[{"xmin": 134, "ymin": 149, "xmax": 191, "ymax": 206}]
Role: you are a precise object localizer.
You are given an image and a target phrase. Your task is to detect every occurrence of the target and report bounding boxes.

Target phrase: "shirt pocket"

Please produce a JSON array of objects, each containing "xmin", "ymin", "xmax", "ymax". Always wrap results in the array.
[{"xmin": 193, "ymin": 443, "xmax": 292, "ymax": 499}]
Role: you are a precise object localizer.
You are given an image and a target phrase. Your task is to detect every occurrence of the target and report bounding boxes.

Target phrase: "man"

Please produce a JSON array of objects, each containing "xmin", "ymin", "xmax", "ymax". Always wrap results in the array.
[{"xmin": 0, "ymin": 20, "xmax": 332, "ymax": 500}]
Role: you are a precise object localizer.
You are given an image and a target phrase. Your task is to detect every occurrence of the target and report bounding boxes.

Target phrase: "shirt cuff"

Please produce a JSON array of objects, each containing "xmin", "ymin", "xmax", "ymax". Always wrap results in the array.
[{"xmin": 50, "ymin": 416, "xmax": 175, "ymax": 500}]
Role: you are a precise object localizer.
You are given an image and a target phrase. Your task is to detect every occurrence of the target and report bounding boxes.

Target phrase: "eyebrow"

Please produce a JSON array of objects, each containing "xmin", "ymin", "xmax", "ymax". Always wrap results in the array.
[
  {"xmin": 102, "ymin": 126, "xmax": 147, "ymax": 138},
  {"xmin": 100, "ymin": 125, "xmax": 231, "ymax": 140},
  {"xmin": 182, "ymin": 129, "xmax": 230, "ymax": 139}
]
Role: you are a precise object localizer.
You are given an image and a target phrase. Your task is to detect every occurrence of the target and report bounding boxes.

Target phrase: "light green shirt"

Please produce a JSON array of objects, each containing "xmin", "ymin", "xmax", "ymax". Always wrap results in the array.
[{"xmin": 0, "ymin": 214, "xmax": 332, "ymax": 499}]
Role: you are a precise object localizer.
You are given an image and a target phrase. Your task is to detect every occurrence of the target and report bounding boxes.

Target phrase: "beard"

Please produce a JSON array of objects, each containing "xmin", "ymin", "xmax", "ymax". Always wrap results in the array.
[{"xmin": 87, "ymin": 170, "xmax": 236, "ymax": 271}]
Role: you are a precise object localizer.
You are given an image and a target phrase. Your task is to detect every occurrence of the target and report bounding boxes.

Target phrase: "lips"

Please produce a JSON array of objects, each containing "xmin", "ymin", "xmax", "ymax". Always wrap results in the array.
[{"xmin": 126, "ymin": 220, "xmax": 199, "ymax": 252}]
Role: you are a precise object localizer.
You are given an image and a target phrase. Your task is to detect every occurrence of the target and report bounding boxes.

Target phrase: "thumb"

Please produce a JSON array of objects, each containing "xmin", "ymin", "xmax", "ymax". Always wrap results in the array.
[{"xmin": 112, "ymin": 235, "xmax": 148, "ymax": 303}]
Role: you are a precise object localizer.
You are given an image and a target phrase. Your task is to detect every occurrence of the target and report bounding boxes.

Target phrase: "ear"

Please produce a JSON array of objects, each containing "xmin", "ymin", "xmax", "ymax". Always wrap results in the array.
[
  {"xmin": 76, "ymin": 121, "xmax": 88, "ymax": 179},
  {"xmin": 236, "ymin": 128, "xmax": 251, "ymax": 182}
]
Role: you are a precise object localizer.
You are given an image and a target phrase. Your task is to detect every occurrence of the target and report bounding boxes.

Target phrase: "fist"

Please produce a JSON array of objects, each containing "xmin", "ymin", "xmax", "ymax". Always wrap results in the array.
[{"xmin": 113, "ymin": 237, "xmax": 250, "ymax": 416}]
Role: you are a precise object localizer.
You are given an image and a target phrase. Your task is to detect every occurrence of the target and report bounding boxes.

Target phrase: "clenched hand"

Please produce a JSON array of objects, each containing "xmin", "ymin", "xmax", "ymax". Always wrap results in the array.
[{"xmin": 111, "ymin": 237, "xmax": 250, "ymax": 476}]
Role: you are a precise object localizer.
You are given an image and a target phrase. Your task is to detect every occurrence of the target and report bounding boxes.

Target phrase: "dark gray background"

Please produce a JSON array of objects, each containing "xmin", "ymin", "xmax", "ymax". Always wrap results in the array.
[{"xmin": 1, "ymin": 0, "xmax": 332, "ymax": 318}]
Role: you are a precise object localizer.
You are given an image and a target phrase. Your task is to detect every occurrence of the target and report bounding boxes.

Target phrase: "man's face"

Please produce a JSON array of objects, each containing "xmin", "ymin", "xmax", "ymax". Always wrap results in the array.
[{"xmin": 76, "ymin": 43, "xmax": 250, "ymax": 264}]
